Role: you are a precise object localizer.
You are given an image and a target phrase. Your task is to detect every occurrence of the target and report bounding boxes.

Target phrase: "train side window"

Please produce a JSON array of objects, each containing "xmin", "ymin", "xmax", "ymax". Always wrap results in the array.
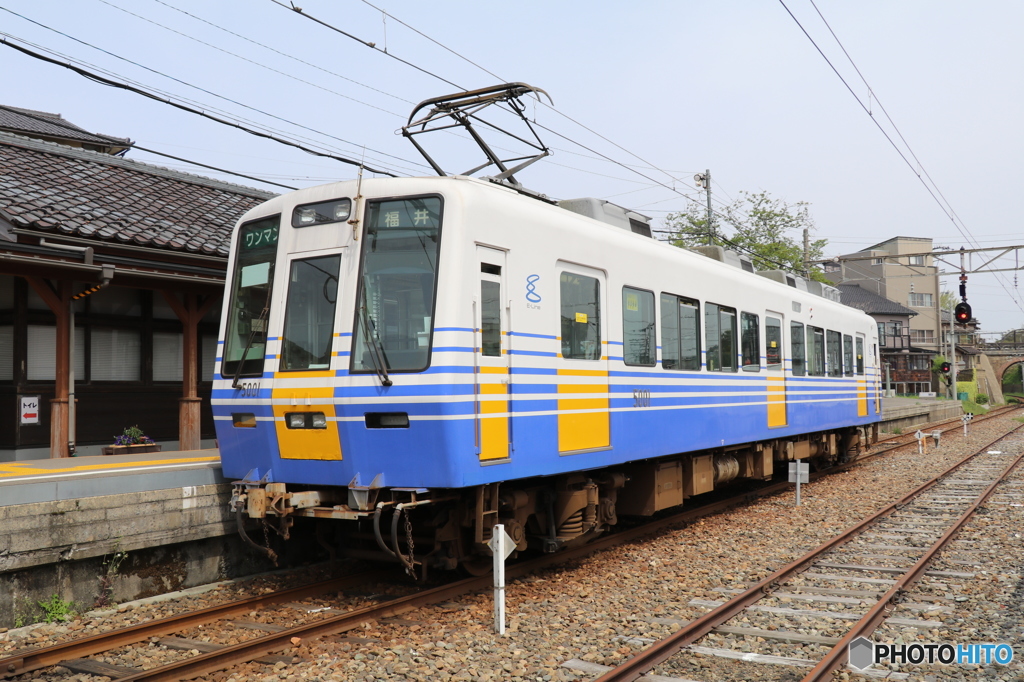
[
  {"xmin": 791, "ymin": 322, "xmax": 805, "ymax": 376},
  {"xmin": 843, "ymin": 334, "xmax": 854, "ymax": 377},
  {"xmin": 808, "ymin": 326, "xmax": 825, "ymax": 376},
  {"xmin": 766, "ymin": 317, "xmax": 782, "ymax": 370},
  {"xmin": 856, "ymin": 336, "xmax": 865, "ymax": 375},
  {"xmin": 705, "ymin": 303, "xmax": 737, "ymax": 372},
  {"xmin": 561, "ymin": 272, "xmax": 601, "ymax": 360},
  {"xmin": 622, "ymin": 287, "xmax": 655, "ymax": 366},
  {"xmin": 660, "ymin": 294, "xmax": 700, "ymax": 370},
  {"xmin": 826, "ymin": 330, "xmax": 842, "ymax": 377},
  {"xmin": 741, "ymin": 312, "xmax": 760, "ymax": 372},
  {"xmin": 481, "ymin": 280, "xmax": 501, "ymax": 357},
  {"xmin": 281, "ymin": 254, "xmax": 341, "ymax": 371}
]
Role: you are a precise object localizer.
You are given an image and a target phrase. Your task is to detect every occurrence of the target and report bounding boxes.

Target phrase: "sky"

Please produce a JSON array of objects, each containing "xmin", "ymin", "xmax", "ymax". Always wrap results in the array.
[{"xmin": 2, "ymin": 0, "xmax": 1023, "ymax": 334}]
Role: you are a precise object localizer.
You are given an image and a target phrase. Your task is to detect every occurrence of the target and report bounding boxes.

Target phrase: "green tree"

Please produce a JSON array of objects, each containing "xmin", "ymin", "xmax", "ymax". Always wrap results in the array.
[
  {"xmin": 664, "ymin": 191, "xmax": 829, "ymax": 281},
  {"xmin": 940, "ymin": 290, "xmax": 958, "ymax": 312}
]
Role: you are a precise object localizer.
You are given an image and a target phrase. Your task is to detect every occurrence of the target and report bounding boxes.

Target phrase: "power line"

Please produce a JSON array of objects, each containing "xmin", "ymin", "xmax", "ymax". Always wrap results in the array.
[
  {"xmin": 267, "ymin": 0, "xmax": 463, "ymax": 89},
  {"xmin": 0, "ymin": 102, "xmax": 300, "ymax": 189},
  {"xmin": 151, "ymin": 0, "xmax": 415, "ymax": 105},
  {"xmin": 0, "ymin": 34, "xmax": 399, "ymax": 176},
  {"xmin": 0, "ymin": 6, "xmax": 419, "ymax": 172},
  {"xmin": 95, "ymin": 0, "xmax": 407, "ymax": 118},
  {"xmin": 778, "ymin": 0, "xmax": 1024, "ymax": 315},
  {"xmin": 264, "ymin": 0, "xmax": 730, "ymax": 214}
]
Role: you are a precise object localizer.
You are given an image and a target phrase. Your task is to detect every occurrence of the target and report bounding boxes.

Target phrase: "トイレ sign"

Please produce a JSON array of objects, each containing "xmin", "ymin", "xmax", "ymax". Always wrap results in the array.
[{"xmin": 20, "ymin": 395, "xmax": 41, "ymax": 425}]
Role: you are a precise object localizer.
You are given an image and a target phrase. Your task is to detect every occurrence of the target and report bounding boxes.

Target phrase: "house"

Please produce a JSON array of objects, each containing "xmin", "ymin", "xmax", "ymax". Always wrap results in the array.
[
  {"xmin": 827, "ymin": 236, "xmax": 941, "ymax": 358},
  {"xmin": 0, "ymin": 104, "xmax": 131, "ymax": 156},
  {"xmin": 0, "ymin": 110, "xmax": 275, "ymax": 460},
  {"xmin": 838, "ymin": 283, "xmax": 934, "ymax": 395}
]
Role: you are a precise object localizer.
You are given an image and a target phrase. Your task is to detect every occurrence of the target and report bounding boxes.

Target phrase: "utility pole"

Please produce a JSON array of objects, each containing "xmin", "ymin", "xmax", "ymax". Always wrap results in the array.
[
  {"xmin": 694, "ymin": 170, "xmax": 713, "ymax": 245},
  {"xmin": 949, "ymin": 296, "xmax": 958, "ymax": 400},
  {"xmin": 803, "ymin": 227, "xmax": 810, "ymax": 278}
]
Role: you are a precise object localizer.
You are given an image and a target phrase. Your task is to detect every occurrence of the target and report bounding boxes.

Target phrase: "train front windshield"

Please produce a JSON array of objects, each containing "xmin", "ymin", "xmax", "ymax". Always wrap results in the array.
[
  {"xmin": 222, "ymin": 216, "xmax": 280, "ymax": 378},
  {"xmin": 352, "ymin": 196, "xmax": 442, "ymax": 374}
]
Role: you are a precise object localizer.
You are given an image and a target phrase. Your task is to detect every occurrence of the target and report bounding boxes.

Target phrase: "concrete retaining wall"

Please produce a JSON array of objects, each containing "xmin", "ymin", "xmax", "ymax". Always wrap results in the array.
[
  {"xmin": 0, "ymin": 484, "xmax": 274, "ymax": 628},
  {"xmin": 880, "ymin": 400, "xmax": 963, "ymax": 433}
]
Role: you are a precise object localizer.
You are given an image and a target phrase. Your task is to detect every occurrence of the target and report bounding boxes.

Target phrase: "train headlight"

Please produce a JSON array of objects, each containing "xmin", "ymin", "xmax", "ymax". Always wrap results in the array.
[
  {"xmin": 292, "ymin": 198, "xmax": 352, "ymax": 227},
  {"xmin": 285, "ymin": 412, "xmax": 328, "ymax": 429}
]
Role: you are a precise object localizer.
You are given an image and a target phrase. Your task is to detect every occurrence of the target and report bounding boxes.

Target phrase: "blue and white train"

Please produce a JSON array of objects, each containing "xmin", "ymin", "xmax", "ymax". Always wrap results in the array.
[{"xmin": 213, "ymin": 174, "xmax": 881, "ymax": 575}]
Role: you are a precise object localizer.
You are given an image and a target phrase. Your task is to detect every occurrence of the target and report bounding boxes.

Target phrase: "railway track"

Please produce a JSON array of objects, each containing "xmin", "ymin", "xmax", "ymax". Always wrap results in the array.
[
  {"xmin": 590, "ymin": 423, "xmax": 1024, "ymax": 682},
  {"xmin": 3, "ymin": 406, "xmax": 1016, "ymax": 681}
]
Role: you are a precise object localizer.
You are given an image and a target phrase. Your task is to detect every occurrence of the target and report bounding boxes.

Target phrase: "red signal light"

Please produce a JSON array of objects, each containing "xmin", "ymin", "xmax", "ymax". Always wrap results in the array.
[
  {"xmin": 940, "ymin": 361, "xmax": 951, "ymax": 373},
  {"xmin": 954, "ymin": 302, "xmax": 971, "ymax": 324}
]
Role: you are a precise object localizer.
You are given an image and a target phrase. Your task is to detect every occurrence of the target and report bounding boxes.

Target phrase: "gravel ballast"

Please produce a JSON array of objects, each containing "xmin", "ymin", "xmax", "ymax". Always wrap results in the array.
[{"xmin": 3, "ymin": 412, "xmax": 1022, "ymax": 682}]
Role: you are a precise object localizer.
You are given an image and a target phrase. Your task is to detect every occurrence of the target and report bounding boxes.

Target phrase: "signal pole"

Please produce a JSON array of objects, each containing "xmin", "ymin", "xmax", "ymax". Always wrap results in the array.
[{"xmin": 694, "ymin": 170, "xmax": 713, "ymax": 245}]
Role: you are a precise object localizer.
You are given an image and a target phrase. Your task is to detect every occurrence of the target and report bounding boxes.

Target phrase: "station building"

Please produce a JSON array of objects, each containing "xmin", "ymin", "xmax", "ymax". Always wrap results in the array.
[{"xmin": 0, "ymin": 105, "xmax": 275, "ymax": 460}]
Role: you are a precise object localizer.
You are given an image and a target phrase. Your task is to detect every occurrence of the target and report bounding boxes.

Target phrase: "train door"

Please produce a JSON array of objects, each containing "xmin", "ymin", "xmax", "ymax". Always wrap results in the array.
[
  {"xmin": 765, "ymin": 313, "xmax": 787, "ymax": 427},
  {"xmin": 856, "ymin": 333, "xmax": 868, "ymax": 417},
  {"xmin": 475, "ymin": 246, "xmax": 511, "ymax": 462},
  {"xmin": 557, "ymin": 263, "xmax": 610, "ymax": 453}
]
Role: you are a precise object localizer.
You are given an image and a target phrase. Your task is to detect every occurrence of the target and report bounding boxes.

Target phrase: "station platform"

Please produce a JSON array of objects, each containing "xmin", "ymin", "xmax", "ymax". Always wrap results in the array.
[
  {"xmin": 0, "ymin": 448, "xmax": 224, "ymax": 507},
  {"xmin": 879, "ymin": 395, "xmax": 964, "ymax": 432}
]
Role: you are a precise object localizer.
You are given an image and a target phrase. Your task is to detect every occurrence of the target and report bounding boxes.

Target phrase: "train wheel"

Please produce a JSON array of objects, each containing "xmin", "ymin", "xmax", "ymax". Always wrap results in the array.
[{"xmin": 458, "ymin": 555, "xmax": 493, "ymax": 577}]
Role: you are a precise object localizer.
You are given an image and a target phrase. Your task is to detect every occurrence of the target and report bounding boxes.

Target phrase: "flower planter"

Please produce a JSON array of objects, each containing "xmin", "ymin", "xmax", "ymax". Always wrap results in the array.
[{"xmin": 101, "ymin": 444, "xmax": 162, "ymax": 456}]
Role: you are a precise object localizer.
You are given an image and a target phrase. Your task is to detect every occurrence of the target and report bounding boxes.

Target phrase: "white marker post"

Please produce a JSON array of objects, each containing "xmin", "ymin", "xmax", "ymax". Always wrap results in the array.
[
  {"xmin": 788, "ymin": 461, "xmax": 809, "ymax": 506},
  {"xmin": 488, "ymin": 524, "xmax": 516, "ymax": 634},
  {"xmin": 962, "ymin": 413, "xmax": 973, "ymax": 436},
  {"xmin": 915, "ymin": 429, "xmax": 925, "ymax": 455}
]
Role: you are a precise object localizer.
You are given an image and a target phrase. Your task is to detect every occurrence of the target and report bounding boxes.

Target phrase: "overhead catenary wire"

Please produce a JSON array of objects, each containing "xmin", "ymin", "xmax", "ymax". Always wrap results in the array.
[
  {"xmin": 0, "ymin": 103, "xmax": 300, "ymax": 189},
  {"xmin": 0, "ymin": 6, "xmax": 422, "ymax": 173},
  {"xmin": 0, "ymin": 35, "xmax": 399, "ymax": 176},
  {"xmin": 778, "ymin": 0, "xmax": 1024, "ymax": 315},
  {"xmin": 264, "ymin": 0, "xmax": 728, "ymax": 212},
  {"xmin": 95, "ymin": 0, "xmax": 408, "ymax": 118}
]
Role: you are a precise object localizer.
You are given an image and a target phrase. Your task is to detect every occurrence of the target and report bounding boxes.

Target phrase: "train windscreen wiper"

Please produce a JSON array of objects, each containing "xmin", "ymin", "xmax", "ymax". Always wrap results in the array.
[
  {"xmin": 231, "ymin": 303, "xmax": 269, "ymax": 389},
  {"xmin": 358, "ymin": 284, "xmax": 393, "ymax": 387}
]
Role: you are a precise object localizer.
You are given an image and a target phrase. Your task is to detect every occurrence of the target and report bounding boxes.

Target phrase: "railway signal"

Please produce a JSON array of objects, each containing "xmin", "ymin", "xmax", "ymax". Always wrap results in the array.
[{"xmin": 954, "ymin": 301, "xmax": 972, "ymax": 324}]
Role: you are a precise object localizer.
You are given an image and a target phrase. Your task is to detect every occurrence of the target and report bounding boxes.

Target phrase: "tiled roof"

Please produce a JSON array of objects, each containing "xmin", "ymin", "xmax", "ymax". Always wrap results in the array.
[
  {"xmin": 0, "ymin": 132, "xmax": 276, "ymax": 257},
  {"xmin": 838, "ymin": 284, "xmax": 917, "ymax": 316},
  {"xmin": 0, "ymin": 105, "xmax": 130, "ymax": 148}
]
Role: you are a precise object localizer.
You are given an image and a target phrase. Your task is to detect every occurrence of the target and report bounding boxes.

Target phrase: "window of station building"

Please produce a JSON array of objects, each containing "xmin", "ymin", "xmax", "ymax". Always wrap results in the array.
[
  {"xmin": 560, "ymin": 272, "xmax": 602, "ymax": 360},
  {"xmin": 705, "ymin": 303, "xmax": 737, "ymax": 372},
  {"xmin": 856, "ymin": 336, "xmax": 865, "ymax": 375},
  {"xmin": 90, "ymin": 286, "xmax": 143, "ymax": 317},
  {"xmin": 91, "ymin": 328, "xmax": 141, "ymax": 381},
  {"xmin": 622, "ymin": 287, "xmax": 655, "ymax": 366},
  {"xmin": 0, "ymin": 325, "xmax": 12, "ymax": 381},
  {"xmin": 843, "ymin": 334, "xmax": 854, "ymax": 377},
  {"xmin": 202, "ymin": 334, "xmax": 218, "ymax": 382},
  {"xmin": 27, "ymin": 325, "xmax": 85, "ymax": 381},
  {"xmin": 740, "ymin": 312, "xmax": 760, "ymax": 372},
  {"xmin": 153, "ymin": 331, "xmax": 183, "ymax": 382},
  {"xmin": 0, "ymin": 275, "xmax": 13, "ymax": 309},
  {"xmin": 660, "ymin": 294, "xmax": 700, "ymax": 370},
  {"xmin": 481, "ymin": 280, "xmax": 501, "ymax": 357},
  {"xmin": 807, "ymin": 326, "xmax": 825, "ymax": 376},
  {"xmin": 826, "ymin": 330, "xmax": 842, "ymax": 377},
  {"xmin": 281, "ymin": 254, "xmax": 341, "ymax": 371},
  {"xmin": 765, "ymin": 317, "xmax": 782, "ymax": 370},
  {"xmin": 791, "ymin": 322, "xmax": 805, "ymax": 376}
]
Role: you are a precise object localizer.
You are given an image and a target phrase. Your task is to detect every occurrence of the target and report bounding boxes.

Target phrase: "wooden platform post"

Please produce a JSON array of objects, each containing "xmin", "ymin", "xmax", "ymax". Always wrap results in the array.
[
  {"xmin": 25, "ymin": 277, "xmax": 72, "ymax": 458},
  {"xmin": 163, "ymin": 292, "xmax": 215, "ymax": 451}
]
